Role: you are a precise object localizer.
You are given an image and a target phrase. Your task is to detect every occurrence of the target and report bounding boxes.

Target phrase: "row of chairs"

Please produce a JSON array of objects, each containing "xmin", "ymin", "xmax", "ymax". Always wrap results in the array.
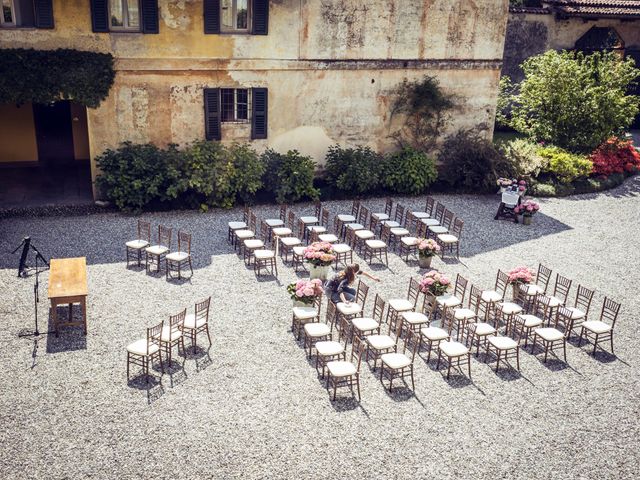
[
  {"xmin": 125, "ymin": 297, "xmax": 212, "ymax": 382},
  {"xmin": 126, "ymin": 220, "xmax": 193, "ymax": 279}
]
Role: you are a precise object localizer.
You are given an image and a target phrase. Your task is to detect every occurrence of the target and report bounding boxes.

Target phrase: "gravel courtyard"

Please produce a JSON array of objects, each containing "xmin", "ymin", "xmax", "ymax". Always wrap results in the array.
[{"xmin": 1, "ymin": 179, "xmax": 639, "ymax": 480}]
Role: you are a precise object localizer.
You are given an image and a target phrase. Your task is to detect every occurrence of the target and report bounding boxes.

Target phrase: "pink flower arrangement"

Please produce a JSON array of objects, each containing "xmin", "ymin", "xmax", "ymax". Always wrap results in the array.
[
  {"xmin": 507, "ymin": 266, "xmax": 535, "ymax": 285},
  {"xmin": 287, "ymin": 279, "xmax": 324, "ymax": 304},
  {"xmin": 416, "ymin": 238, "xmax": 440, "ymax": 258},
  {"xmin": 303, "ymin": 242, "xmax": 336, "ymax": 267},
  {"xmin": 514, "ymin": 200, "xmax": 540, "ymax": 217},
  {"xmin": 419, "ymin": 271, "xmax": 451, "ymax": 296}
]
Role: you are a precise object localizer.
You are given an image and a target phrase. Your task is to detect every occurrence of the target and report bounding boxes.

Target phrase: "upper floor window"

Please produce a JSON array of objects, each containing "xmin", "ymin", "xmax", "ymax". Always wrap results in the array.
[
  {"xmin": 221, "ymin": 88, "xmax": 250, "ymax": 123},
  {"xmin": 1, "ymin": 0, "xmax": 16, "ymax": 26},
  {"xmin": 110, "ymin": 0, "xmax": 140, "ymax": 31},
  {"xmin": 1, "ymin": 0, "xmax": 53, "ymax": 28},
  {"xmin": 221, "ymin": 0, "xmax": 250, "ymax": 32}
]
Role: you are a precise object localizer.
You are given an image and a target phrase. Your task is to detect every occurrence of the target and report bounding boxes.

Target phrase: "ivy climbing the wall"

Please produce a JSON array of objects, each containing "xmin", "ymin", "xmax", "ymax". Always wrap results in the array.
[{"xmin": 0, "ymin": 48, "xmax": 115, "ymax": 108}]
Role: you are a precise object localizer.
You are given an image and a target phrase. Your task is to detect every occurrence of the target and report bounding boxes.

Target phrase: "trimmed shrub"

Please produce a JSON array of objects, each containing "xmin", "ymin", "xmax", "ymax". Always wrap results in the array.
[
  {"xmin": 500, "ymin": 138, "xmax": 547, "ymax": 179},
  {"xmin": 324, "ymin": 145, "xmax": 382, "ymax": 196},
  {"xmin": 530, "ymin": 182, "xmax": 556, "ymax": 197},
  {"xmin": 590, "ymin": 137, "xmax": 640, "ymax": 177},
  {"xmin": 538, "ymin": 146, "xmax": 592, "ymax": 184},
  {"xmin": 262, "ymin": 149, "xmax": 320, "ymax": 203},
  {"xmin": 439, "ymin": 130, "xmax": 514, "ymax": 193},
  {"xmin": 227, "ymin": 143, "xmax": 266, "ymax": 204},
  {"xmin": 382, "ymin": 148, "xmax": 438, "ymax": 195}
]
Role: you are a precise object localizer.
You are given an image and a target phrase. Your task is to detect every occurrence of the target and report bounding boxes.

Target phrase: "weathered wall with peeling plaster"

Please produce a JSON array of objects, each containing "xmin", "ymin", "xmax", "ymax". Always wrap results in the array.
[{"xmin": 0, "ymin": 0, "xmax": 510, "ymax": 195}]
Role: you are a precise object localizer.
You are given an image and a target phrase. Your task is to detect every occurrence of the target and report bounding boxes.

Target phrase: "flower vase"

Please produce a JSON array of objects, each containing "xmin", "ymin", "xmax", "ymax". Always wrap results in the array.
[
  {"xmin": 522, "ymin": 215, "xmax": 532, "ymax": 225},
  {"xmin": 309, "ymin": 264, "xmax": 330, "ymax": 281},
  {"xmin": 418, "ymin": 255, "xmax": 433, "ymax": 269}
]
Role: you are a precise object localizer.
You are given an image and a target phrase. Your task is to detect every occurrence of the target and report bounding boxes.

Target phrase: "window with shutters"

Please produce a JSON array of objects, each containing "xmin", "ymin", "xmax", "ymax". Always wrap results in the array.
[
  {"xmin": 1, "ymin": 0, "xmax": 40, "ymax": 27},
  {"xmin": 221, "ymin": 0, "xmax": 250, "ymax": 33},
  {"xmin": 221, "ymin": 88, "xmax": 251, "ymax": 123},
  {"xmin": 109, "ymin": 0, "xmax": 140, "ymax": 30}
]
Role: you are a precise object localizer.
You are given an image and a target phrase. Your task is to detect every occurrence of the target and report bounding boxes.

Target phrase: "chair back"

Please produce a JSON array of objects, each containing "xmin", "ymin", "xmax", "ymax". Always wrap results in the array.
[
  {"xmin": 351, "ymin": 335, "xmax": 367, "ymax": 372},
  {"xmin": 600, "ymin": 297, "xmax": 621, "ymax": 328},
  {"xmin": 516, "ymin": 282, "xmax": 530, "ymax": 304},
  {"xmin": 383, "ymin": 198, "xmax": 393, "ymax": 216},
  {"xmin": 380, "ymin": 224, "xmax": 391, "ymax": 244},
  {"xmin": 287, "ymin": 211, "xmax": 296, "ymax": 230},
  {"xmin": 574, "ymin": 284, "xmax": 595, "ymax": 314},
  {"xmin": 177, "ymin": 231, "xmax": 191, "ymax": 254},
  {"xmin": 372, "ymin": 294, "xmax": 385, "ymax": 323},
  {"xmin": 358, "ymin": 205, "xmax": 370, "ymax": 228},
  {"xmin": 326, "ymin": 300, "xmax": 337, "ymax": 329},
  {"xmin": 369, "ymin": 215, "xmax": 380, "ymax": 234},
  {"xmin": 495, "ymin": 270, "xmax": 509, "ymax": 297},
  {"xmin": 137, "ymin": 220, "xmax": 151, "ymax": 243},
  {"xmin": 314, "ymin": 201, "xmax": 322, "ymax": 218},
  {"xmin": 195, "ymin": 297, "xmax": 211, "ymax": 323},
  {"xmin": 502, "ymin": 191, "xmax": 519, "ymax": 207},
  {"xmin": 405, "ymin": 211, "xmax": 415, "ymax": 230},
  {"xmin": 469, "ymin": 285, "xmax": 482, "ymax": 314},
  {"xmin": 356, "ymin": 280, "xmax": 369, "ymax": 307},
  {"xmin": 297, "ymin": 219, "xmax": 306, "ymax": 240},
  {"xmin": 425, "ymin": 196, "xmax": 435, "ymax": 216},
  {"xmin": 260, "ymin": 221, "xmax": 270, "ymax": 241},
  {"xmin": 433, "ymin": 203, "xmax": 445, "ymax": 222},
  {"xmin": 320, "ymin": 208, "xmax": 329, "ymax": 228},
  {"xmin": 158, "ymin": 225, "xmax": 172, "ymax": 249},
  {"xmin": 416, "ymin": 221, "xmax": 427, "ymax": 238},
  {"xmin": 309, "ymin": 229, "xmax": 320, "ymax": 244},
  {"xmin": 442, "ymin": 210, "xmax": 455, "ymax": 230},
  {"xmin": 337, "ymin": 315, "xmax": 351, "ymax": 346},
  {"xmin": 556, "ymin": 305, "xmax": 575, "ymax": 334},
  {"xmin": 454, "ymin": 274, "xmax": 468, "ymax": 301},
  {"xmin": 537, "ymin": 295, "xmax": 558, "ymax": 326},
  {"xmin": 394, "ymin": 204, "xmax": 405, "ymax": 224},
  {"xmin": 537, "ymin": 264, "xmax": 552, "ymax": 293},
  {"xmin": 169, "ymin": 308, "xmax": 187, "ymax": 336},
  {"xmin": 408, "ymin": 277, "xmax": 421, "ymax": 307},
  {"xmin": 248, "ymin": 212, "xmax": 257, "ymax": 232},
  {"xmin": 345, "ymin": 228, "xmax": 356, "ymax": 248},
  {"xmin": 351, "ymin": 200, "xmax": 360, "ymax": 217},
  {"xmin": 451, "ymin": 218, "xmax": 464, "ymax": 239},
  {"xmin": 402, "ymin": 329, "xmax": 420, "ymax": 362},
  {"xmin": 147, "ymin": 321, "xmax": 164, "ymax": 354},
  {"xmin": 553, "ymin": 274, "xmax": 572, "ymax": 303},
  {"xmin": 279, "ymin": 204, "xmax": 288, "ymax": 221},
  {"xmin": 243, "ymin": 206, "xmax": 250, "ymax": 223}
]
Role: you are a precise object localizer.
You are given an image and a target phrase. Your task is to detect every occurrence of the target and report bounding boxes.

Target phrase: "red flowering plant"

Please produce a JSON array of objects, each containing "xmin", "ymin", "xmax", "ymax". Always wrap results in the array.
[{"xmin": 590, "ymin": 137, "xmax": 640, "ymax": 178}]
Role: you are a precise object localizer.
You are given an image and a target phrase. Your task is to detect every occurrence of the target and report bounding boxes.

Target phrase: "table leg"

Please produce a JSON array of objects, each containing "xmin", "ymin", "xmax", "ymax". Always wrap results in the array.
[
  {"xmin": 68, "ymin": 303, "xmax": 73, "ymax": 322},
  {"xmin": 82, "ymin": 297, "xmax": 87, "ymax": 335},
  {"xmin": 52, "ymin": 300, "xmax": 59, "ymax": 337}
]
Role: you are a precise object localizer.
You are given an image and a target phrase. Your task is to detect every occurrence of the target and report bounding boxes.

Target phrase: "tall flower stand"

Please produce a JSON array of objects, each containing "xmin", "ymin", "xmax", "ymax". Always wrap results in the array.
[{"xmin": 418, "ymin": 255, "xmax": 433, "ymax": 269}]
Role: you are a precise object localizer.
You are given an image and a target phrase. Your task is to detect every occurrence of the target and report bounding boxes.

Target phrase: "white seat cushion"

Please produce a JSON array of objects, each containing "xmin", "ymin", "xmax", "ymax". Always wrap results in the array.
[
  {"xmin": 401, "ymin": 311, "xmax": 429, "ymax": 325},
  {"xmin": 234, "ymin": 230, "xmax": 254, "ymax": 239},
  {"xmin": 421, "ymin": 218, "xmax": 440, "ymax": 226},
  {"xmin": 482, "ymin": 290, "xmax": 502, "ymax": 303},
  {"xmin": 293, "ymin": 246, "xmax": 306, "ymax": 256},
  {"xmin": 488, "ymin": 336, "xmax": 518, "ymax": 350},
  {"xmin": 336, "ymin": 302, "xmax": 362, "ymax": 316},
  {"xmin": 565, "ymin": 307, "xmax": 586, "ymax": 320},
  {"xmin": 526, "ymin": 284, "xmax": 544, "ymax": 296},
  {"xmin": 535, "ymin": 327, "xmax": 564, "ymax": 342},
  {"xmin": 499, "ymin": 302, "xmax": 523, "ymax": 315},
  {"xmin": 367, "ymin": 334, "xmax": 395, "ymax": 350},
  {"xmin": 381, "ymin": 352, "xmax": 411, "ymax": 369},
  {"xmin": 337, "ymin": 214, "xmax": 356, "ymax": 222},
  {"xmin": 366, "ymin": 239, "xmax": 387, "ymax": 249},
  {"xmin": 228, "ymin": 221, "xmax": 246, "ymax": 230},
  {"xmin": 382, "ymin": 221, "xmax": 400, "ymax": 228},
  {"xmin": 412, "ymin": 211, "xmax": 429, "ymax": 218},
  {"xmin": 440, "ymin": 340, "xmax": 469, "ymax": 357},
  {"xmin": 126, "ymin": 239, "xmax": 149, "ymax": 249},
  {"xmin": 308, "ymin": 226, "xmax": 327, "ymax": 234},
  {"xmin": 293, "ymin": 307, "xmax": 318, "ymax": 320},
  {"xmin": 352, "ymin": 317, "xmax": 379, "ymax": 332},
  {"xmin": 389, "ymin": 298, "xmax": 414, "ymax": 312},
  {"xmin": 183, "ymin": 313, "xmax": 206, "ymax": 330},
  {"xmin": 390, "ymin": 228, "xmax": 410, "ymax": 236},
  {"xmin": 470, "ymin": 322, "xmax": 496, "ymax": 336},
  {"xmin": 436, "ymin": 294, "xmax": 462, "ymax": 308},
  {"xmin": 581, "ymin": 320, "xmax": 612, "ymax": 334},
  {"xmin": 332, "ymin": 244, "xmax": 351, "ymax": 254},
  {"xmin": 300, "ymin": 216, "xmax": 319, "ymax": 224},
  {"xmin": 315, "ymin": 341, "xmax": 344, "ymax": 357},
  {"xmin": 271, "ymin": 227, "xmax": 292, "ymax": 236},
  {"xmin": 318, "ymin": 234, "xmax": 338, "ymax": 243},
  {"xmin": 401, "ymin": 236, "xmax": 419, "ymax": 246},
  {"xmin": 454, "ymin": 308, "xmax": 476, "ymax": 320},
  {"xmin": 265, "ymin": 219, "xmax": 284, "ymax": 227},
  {"xmin": 437, "ymin": 234, "xmax": 458, "ymax": 244},
  {"xmin": 145, "ymin": 245, "xmax": 169, "ymax": 255},
  {"xmin": 346, "ymin": 223, "xmax": 364, "ymax": 231},
  {"xmin": 519, "ymin": 314, "xmax": 543, "ymax": 328},
  {"xmin": 159, "ymin": 326, "xmax": 182, "ymax": 342},
  {"xmin": 420, "ymin": 326, "xmax": 449, "ymax": 341},
  {"xmin": 127, "ymin": 339, "xmax": 159, "ymax": 356},
  {"xmin": 166, "ymin": 251, "xmax": 189, "ymax": 262},
  {"xmin": 243, "ymin": 239, "xmax": 264, "ymax": 249},
  {"xmin": 371, "ymin": 213, "xmax": 389, "ymax": 221},
  {"xmin": 304, "ymin": 323, "xmax": 330, "ymax": 337},
  {"xmin": 546, "ymin": 296, "xmax": 563, "ymax": 307},
  {"xmin": 355, "ymin": 230, "xmax": 375, "ymax": 240},
  {"xmin": 327, "ymin": 360, "xmax": 356, "ymax": 377},
  {"xmin": 428, "ymin": 226, "xmax": 448, "ymax": 234},
  {"xmin": 254, "ymin": 249, "xmax": 275, "ymax": 259},
  {"xmin": 280, "ymin": 237, "xmax": 302, "ymax": 247}
]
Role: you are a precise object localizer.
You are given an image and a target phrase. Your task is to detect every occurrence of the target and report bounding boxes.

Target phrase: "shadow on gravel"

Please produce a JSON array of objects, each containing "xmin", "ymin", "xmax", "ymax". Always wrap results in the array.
[
  {"xmin": 127, "ymin": 375, "xmax": 165, "ymax": 404},
  {"xmin": 329, "ymin": 396, "xmax": 369, "ymax": 415},
  {"xmin": 45, "ymin": 309, "xmax": 87, "ymax": 353},
  {"xmin": 562, "ymin": 174, "xmax": 640, "ymax": 201}
]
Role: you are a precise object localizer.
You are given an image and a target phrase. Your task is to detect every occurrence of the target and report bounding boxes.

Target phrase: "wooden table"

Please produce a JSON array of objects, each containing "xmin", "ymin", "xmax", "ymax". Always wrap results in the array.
[{"xmin": 48, "ymin": 257, "xmax": 88, "ymax": 337}]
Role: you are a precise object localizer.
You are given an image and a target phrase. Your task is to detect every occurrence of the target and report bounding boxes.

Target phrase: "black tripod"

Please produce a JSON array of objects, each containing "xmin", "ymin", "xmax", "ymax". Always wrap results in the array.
[{"xmin": 13, "ymin": 237, "xmax": 49, "ymax": 337}]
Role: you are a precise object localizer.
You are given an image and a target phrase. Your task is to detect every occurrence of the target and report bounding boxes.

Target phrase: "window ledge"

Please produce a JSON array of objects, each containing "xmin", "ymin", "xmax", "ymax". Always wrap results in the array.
[{"xmin": 0, "ymin": 26, "xmax": 38, "ymax": 31}]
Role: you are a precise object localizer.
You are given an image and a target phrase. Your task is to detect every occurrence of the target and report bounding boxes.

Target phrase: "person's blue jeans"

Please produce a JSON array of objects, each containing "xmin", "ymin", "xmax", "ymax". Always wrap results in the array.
[{"xmin": 332, "ymin": 286, "xmax": 356, "ymax": 303}]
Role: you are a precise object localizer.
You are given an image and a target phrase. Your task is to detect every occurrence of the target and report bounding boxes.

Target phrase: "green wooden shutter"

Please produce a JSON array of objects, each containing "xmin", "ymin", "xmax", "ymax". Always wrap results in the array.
[
  {"xmin": 251, "ymin": 88, "xmax": 268, "ymax": 139},
  {"xmin": 204, "ymin": 0, "xmax": 220, "ymax": 34},
  {"xmin": 204, "ymin": 88, "xmax": 221, "ymax": 141},
  {"xmin": 90, "ymin": 0, "xmax": 109, "ymax": 32},
  {"xmin": 252, "ymin": 0, "xmax": 268, "ymax": 35},
  {"xmin": 33, "ymin": 0, "xmax": 54, "ymax": 29},
  {"xmin": 141, "ymin": 0, "xmax": 159, "ymax": 34}
]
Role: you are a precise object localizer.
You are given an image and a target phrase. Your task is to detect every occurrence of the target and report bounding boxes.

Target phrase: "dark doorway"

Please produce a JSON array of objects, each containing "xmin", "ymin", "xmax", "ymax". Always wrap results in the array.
[{"xmin": 33, "ymin": 101, "xmax": 75, "ymax": 165}]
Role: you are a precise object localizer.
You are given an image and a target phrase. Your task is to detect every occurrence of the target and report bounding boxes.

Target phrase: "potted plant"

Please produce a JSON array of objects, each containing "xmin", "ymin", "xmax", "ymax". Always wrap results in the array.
[
  {"xmin": 507, "ymin": 266, "xmax": 535, "ymax": 301},
  {"xmin": 303, "ymin": 242, "xmax": 336, "ymax": 280},
  {"xmin": 514, "ymin": 199, "xmax": 540, "ymax": 225},
  {"xmin": 497, "ymin": 177, "xmax": 512, "ymax": 193},
  {"xmin": 287, "ymin": 279, "xmax": 324, "ymax": 307},
  {"xmin": 419, "ymin": 271, "xmax": 451, "ymax": 297},
  {"xmin": 416, "ymin": 238, "xmax": 440, "ymax": 268}
]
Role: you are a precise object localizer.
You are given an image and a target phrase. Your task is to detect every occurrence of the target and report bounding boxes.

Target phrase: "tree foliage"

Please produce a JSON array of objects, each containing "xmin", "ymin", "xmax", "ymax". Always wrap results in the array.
[
  {"xmin": 505, "ymin": 50, "xmax": 640, "ymax": 152},
  {"xmin": 382, "ymin": 148, "xmax": 438, "ymax": 195},
  {"xmin": 324, "ymin": 145, "xmax": 382, "ymax": 196}
]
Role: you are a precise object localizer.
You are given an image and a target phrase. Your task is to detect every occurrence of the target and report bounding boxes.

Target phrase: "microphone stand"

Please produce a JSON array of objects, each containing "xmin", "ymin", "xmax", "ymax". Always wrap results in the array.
[{"xmin": 14, "ymin": 238, "xmax": 50, "ymax": 338}]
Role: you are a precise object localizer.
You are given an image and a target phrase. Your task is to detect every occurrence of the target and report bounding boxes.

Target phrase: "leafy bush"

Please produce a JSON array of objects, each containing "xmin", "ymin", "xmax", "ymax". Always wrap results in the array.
[
  {"xmin": 506, "ymin": 50, "xmax": 639, "ymax": 152},
  {"xmin": 500, "ymin": 138, "xmax": 547, "ymax": 179},
  {"xmin": 590, "ymin": 137, "xmax": 640, "ymax": 177},
  {"xmin": 531, "ymin": 182, "xmax": 556, "ymax": 197},
  {"xmin": 538, "ymin": 146, "xmax": 592, "ymax": 183},
  {"xmin": 96, "ymin": 142, "xmax": 176, "ymax": 212},
  {"xmin": 439, "ymin": 130, "xmax": 514, "ymax": 193},
  {"xmin": 262, "ymin": 149, "xmax": 320, "ymax": 203},
  {"xmin": 381, "ymin": 148, "xmax": 438, "ymax": 195},
  {"xmin": 227, "ymin": 143, "xmax": 266, "ymax": 204},
  {"xmin": 323, "ymin": 145, "xmax": 382, "ymax": 195}
]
